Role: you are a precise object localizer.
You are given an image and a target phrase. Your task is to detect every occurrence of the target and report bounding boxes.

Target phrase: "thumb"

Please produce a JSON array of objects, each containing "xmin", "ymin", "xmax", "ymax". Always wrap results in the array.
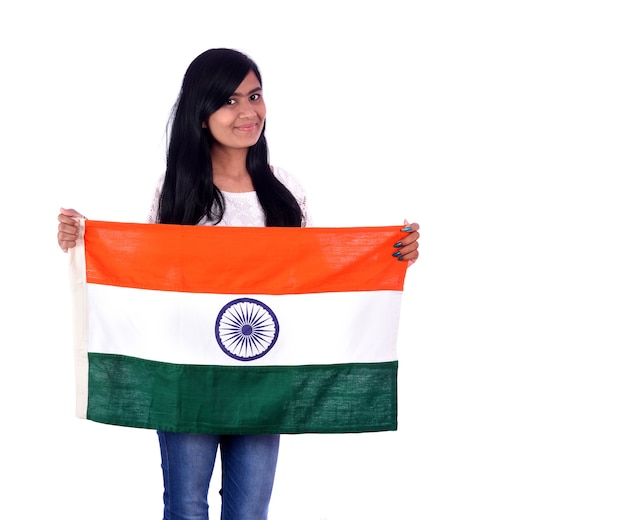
[{"xmin": 60, "ymin": 207, "xmax": 86, "ymax": 219}]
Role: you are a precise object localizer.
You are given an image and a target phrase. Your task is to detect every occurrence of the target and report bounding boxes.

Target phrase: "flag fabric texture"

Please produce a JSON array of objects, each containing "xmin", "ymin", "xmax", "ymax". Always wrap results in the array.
[{"xmin": 69, "ymin": 220, "xmax": 409, "ymax": 434}]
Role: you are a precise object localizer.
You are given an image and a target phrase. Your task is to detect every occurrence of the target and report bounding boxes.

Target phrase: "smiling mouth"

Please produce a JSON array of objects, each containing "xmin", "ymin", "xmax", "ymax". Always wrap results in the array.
[{"xmin": 236, "ymin": 123, "xmax": 257, "ymax": 132}]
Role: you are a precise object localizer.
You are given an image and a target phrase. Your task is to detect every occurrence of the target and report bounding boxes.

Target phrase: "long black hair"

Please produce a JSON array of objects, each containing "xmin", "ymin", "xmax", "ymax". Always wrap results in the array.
[{"xmin": 157, "ymin": 48, "xmax": 303, "ymax": 227}]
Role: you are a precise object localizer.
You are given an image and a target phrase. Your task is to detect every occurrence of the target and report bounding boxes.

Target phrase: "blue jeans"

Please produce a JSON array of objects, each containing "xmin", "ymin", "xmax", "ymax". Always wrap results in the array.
[{"xmin": 157, "ymin": 431, "xmax": 280, "ymax": 520}]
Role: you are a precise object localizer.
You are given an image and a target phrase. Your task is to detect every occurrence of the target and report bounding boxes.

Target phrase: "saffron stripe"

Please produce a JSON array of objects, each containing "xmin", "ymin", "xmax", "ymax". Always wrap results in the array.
[{"xmin": 84, "ymin": 221, "xmax": 408, "ymax": 294}]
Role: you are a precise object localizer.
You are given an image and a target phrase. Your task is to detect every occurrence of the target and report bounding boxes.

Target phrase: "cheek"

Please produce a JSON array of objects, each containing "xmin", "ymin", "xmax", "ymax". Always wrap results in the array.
[
  {"xmin": 207, "ymin": 114, "xmax": 227, "ymax": 136},
  {"xmin": 257, "ymin": 101, "xmax": 267, "ymax": 120}
]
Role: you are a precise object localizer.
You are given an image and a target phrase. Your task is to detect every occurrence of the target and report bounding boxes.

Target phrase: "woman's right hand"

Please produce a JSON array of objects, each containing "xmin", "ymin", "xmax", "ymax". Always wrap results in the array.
[{"xmin": 57, "ymin": 207, "xmax": 86, "ymax": 252}]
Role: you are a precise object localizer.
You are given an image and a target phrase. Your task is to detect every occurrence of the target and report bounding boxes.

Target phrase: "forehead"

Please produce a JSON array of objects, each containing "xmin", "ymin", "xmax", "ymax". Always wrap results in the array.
[{"xmin": 232, "ymin": 70, "xmax": 262, "ymax": 94}]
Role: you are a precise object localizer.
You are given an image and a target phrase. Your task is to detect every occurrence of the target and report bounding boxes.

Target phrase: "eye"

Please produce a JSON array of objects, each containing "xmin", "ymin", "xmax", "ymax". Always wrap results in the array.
[
  {"xmin": 250, "ymin": 93, "xmax": 262, "ymax": 101},
  {"xmin": 225, "ymin": 98, "xmax": 236, "ymax": 106}
]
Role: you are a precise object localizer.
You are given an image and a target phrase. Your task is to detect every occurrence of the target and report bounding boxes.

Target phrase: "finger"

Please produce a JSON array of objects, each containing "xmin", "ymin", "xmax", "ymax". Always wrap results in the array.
[
  {"xmin": 57, "ymin": 222, "xmax": 80, "ymax": 252},
  {"xmin": 57, "ymin": 230, "xmax": 78, "ymax": 244},
  {"xmin": 393, "ymin": 238, "xmax": 419, "ymax": 262},
  {"xmin": 57, "ymin": 209, "xmax": 85, "ymax": 253},
  {"xmin": 395, "ymin": 221, "xmax": 420, "ymax": 263},
  {"xmin": 58, "ymin": 237, "xmax": 76, "ymax": 251},
  {"xmin": 404, "ymin": 232, "xmax": 420, "ymax": 246},
  {"xmin": 58, "ymin": 214, "xmax": 80, "ymax": 228},
  {"xmin": 394, "ymin": 232, "xmax": 420, "ymax": 248},
  {"xmin": 400, "ymin": 243, "xmax": 419, "ymax": 257},
  {"xmin": 58, "ymin": 220, "xmax": 79, "ymax": 235},
  {"xmin": 59, "ymin": 241, "xmax": 76, "ymax": 253},
  {"xmin": 403, "ymin": 222, "xmax": 420, "ymax": 246}
]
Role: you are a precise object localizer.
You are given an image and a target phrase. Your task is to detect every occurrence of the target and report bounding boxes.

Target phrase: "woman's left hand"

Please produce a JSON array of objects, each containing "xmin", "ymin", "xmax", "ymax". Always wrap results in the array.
[{"xmin": 392, "ymin": 221, "xmax": 420, "ymax": 266}]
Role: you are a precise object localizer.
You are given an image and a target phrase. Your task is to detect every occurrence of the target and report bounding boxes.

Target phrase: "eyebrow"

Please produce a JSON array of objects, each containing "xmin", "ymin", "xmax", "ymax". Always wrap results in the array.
[{"xmin": 231, "ymin": 86, "xmax": 262, "ymax": 98}]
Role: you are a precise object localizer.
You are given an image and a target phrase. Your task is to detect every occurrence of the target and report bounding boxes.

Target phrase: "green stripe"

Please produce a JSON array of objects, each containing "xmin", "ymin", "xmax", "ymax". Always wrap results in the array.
[{"xmin": 87, "ymin": 353, "xmax": 397, "ymax": 434}]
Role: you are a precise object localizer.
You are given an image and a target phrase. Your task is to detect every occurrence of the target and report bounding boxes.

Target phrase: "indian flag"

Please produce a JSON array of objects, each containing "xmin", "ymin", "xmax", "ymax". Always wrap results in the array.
[{"xmin": 68, "ymin": 220, "xmax": 409, "ymax": 434}]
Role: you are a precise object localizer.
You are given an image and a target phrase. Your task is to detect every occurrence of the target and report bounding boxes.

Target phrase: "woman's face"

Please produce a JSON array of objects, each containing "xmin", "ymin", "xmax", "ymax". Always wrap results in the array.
[{"xmin": 206, "ymin": 70, "xmax": 266, "ymax": 151}]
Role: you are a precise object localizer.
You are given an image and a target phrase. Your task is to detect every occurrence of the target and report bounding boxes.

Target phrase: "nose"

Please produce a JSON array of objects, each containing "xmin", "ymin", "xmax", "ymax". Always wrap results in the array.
[{"xmin": 238, "ymin": 100, "xmax": 256, "ymax": 118}]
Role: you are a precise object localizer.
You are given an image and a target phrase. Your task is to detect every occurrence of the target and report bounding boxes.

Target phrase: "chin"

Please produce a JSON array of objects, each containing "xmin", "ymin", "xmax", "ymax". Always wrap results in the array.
[{"xmin": 241, "ymin": 134, "xmax": 263, "ymax": 147}]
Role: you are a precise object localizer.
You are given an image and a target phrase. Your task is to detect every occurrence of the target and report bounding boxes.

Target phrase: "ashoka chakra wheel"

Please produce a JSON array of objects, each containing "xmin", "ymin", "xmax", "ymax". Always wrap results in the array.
[{"xmin": 215, "ymin": 298, "xmax": 279, "ymax": 361}]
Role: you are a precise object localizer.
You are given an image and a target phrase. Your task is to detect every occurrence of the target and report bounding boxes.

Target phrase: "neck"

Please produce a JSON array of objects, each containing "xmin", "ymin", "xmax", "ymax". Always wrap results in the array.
[{"xmin": 211, "ymin": 145, "xmax": 254, "ymax": 192}]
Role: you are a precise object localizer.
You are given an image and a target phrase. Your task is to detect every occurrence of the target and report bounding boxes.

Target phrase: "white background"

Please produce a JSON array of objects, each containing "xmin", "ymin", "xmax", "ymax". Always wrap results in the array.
[{"xmin": 1, "ymin": 1, "xmax": 625, "ymax": 519}]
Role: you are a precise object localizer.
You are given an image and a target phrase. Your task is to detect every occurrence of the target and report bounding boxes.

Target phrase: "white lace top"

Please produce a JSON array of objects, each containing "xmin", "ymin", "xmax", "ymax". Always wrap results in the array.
[{"xmin": 147, "ymin": 166, "xmax": 311, "ymax": 227}]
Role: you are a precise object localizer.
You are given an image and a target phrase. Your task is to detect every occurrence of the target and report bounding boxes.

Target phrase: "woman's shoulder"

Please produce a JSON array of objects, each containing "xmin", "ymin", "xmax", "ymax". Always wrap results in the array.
[
  {"xmin": 271, "ymin": 165, "xmax": 312, "ymax": 227},
  {"xmin": 147, "ymin": 173, "xmax": 166, "ymax": 224},
  {"xmin": 272, "ymin": 165, "xmax": 306, "ymax": 196}
]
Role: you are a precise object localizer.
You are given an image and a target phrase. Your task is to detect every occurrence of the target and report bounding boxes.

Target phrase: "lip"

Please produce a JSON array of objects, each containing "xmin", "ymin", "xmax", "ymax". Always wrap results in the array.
[{"xmin": 235, "ymin": 123, "xmax": 258, "ymax": 132}]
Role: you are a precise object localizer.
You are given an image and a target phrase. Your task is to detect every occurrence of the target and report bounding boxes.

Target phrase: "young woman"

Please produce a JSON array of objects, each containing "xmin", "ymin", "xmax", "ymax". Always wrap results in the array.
[{"xmin": 57, "ymin": 47, "xmax": 420, "ymax": 520}]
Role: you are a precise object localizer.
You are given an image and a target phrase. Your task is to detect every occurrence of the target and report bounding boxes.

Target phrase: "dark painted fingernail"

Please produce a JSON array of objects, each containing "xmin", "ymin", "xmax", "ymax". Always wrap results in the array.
[
  {"xmin": 401, "ymin": 226, "xmax": 412, "ymax": 232},
  {"xmin": 393, "ymin": 241, "xmax": 403, "ymax": 248},
  {"xmin": 392, "ymin": 251, "xmax": 401, "ymax": 257}
]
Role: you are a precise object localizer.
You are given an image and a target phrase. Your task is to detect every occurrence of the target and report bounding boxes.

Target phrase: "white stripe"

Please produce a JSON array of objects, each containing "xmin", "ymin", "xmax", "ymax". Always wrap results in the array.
[{"xmin": 87, "ymin": 284, "xmax": 403, "ymax": 366}]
